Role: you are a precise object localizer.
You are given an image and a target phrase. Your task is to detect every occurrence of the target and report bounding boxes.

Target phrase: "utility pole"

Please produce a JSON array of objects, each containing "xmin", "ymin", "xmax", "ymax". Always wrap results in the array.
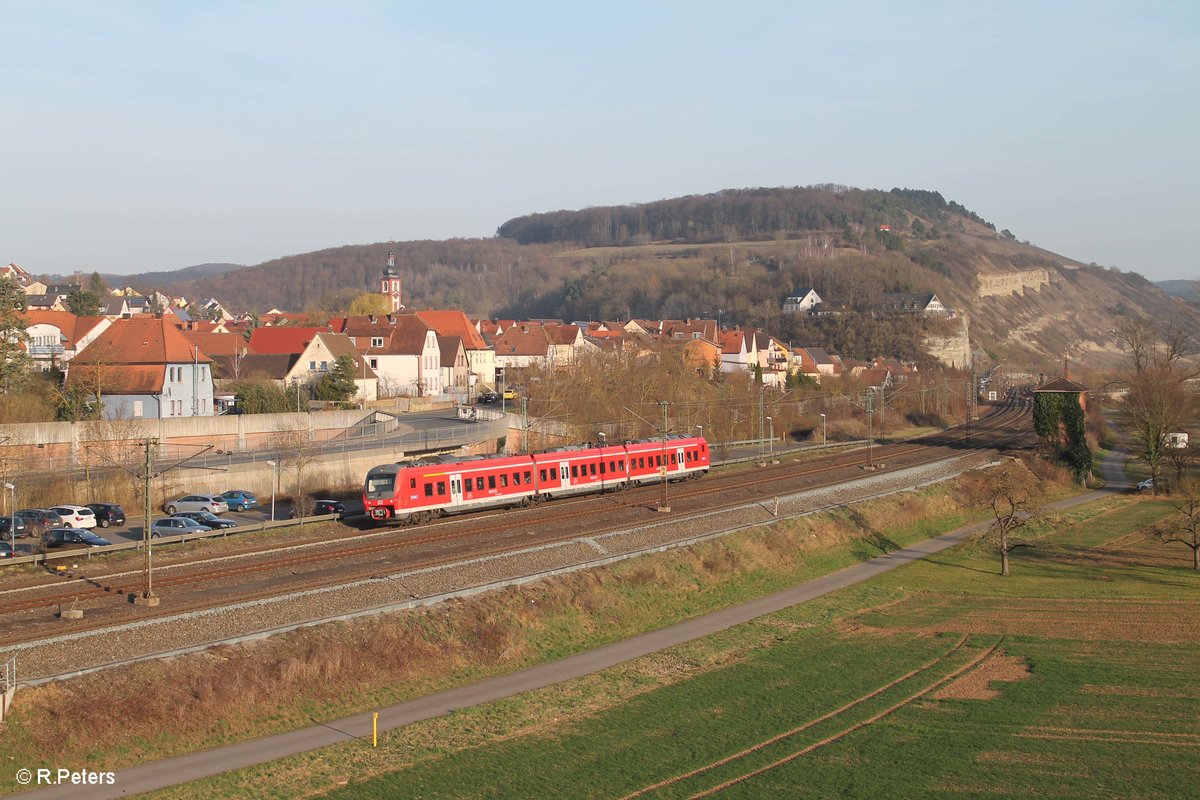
[
  {"xmin": 521, "ymin": 397, "xmax": 528, "ymax": 454},
  {"xmin": 866, "ymin": 391, "xmax": 874, "ymax": 467},
  {"xmin": 134, "ymin": 438, "xmax": 159, "ymax": 606},
  {"xmin": 758, "ymin": 385, "xmax": 766, "ymax": 458},
  {"xmin": 658, "ymin": 401, "xmax": 670, "ymax": 513},
  {"xmin": 878, "ymin": 383, "xmax": 888, "ymax": 441}
]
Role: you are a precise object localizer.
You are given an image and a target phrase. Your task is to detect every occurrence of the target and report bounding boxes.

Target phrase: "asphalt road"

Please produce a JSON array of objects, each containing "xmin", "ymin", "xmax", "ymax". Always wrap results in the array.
[{"xmin": 12, "ymin": 448, "xmax": 1132, "ymax": 799}]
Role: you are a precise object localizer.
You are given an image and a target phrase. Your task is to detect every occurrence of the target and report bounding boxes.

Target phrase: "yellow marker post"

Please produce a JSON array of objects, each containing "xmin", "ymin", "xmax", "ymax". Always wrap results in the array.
[{"xmin": 373, "ymin": 712, "xmax": 378, "ymax": 747}]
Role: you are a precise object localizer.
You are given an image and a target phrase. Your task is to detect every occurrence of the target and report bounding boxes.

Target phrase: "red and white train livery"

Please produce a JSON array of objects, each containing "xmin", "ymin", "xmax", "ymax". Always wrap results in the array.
[{"xmin": 363, "ymin": 434, "xmax": 710, "ymax": 524}]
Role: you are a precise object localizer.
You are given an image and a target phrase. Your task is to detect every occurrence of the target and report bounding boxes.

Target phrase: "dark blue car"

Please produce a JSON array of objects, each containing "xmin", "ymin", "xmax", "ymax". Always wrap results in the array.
[{"xmin": 219, "ymin": 490, "xmax": 259, "ymax": 511}]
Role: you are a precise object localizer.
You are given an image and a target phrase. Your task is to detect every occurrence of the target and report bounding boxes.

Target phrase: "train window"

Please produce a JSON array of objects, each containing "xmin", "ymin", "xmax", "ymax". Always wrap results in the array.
[
  {"xmin": 437, "ymin": 481, "xmax": 446, "ymax": 496},
  {"xmin": 571, "ymin": 465, "xmax": 579, "ymax": 478},
  {"xmin": 488, "ymin": 475, "xmax": 496, "ymax": 489},
  {"xmin": 410, "ymin": 478, "xmax": 417, "ymax": 488},
  {"xmin": 671, "ymin": 453, "xmax": 677, "ymax": 465},
  {"xmin": 500, "ymin": 474, "xmax": 508, "ymax": 488},
  {"xmin": 589, "ymin": 463, "xmax": 597, "ymax": 476},
  {"xmin": 639, "ymin": 457, "xmax": 645, "ymax": 469},
  {"xmin": 701, "ymin": 443, "xmax": 707, "ymax": 453},
  {"xmin": 610, "ymin": 460, "xmax": 616, "ymax": 471},
  {"xmin": 424, "ymin": 483, "xmax": 433, "ymax": 497},
  {"xmin": 539, "ymin": 468, "xmax": 547, "ymax": 482},
  {"xmin": 599, "ymin": 461, "xmax": 606, "ymax": 475},
  {"xmin": 619, "ymin": 460, "xmax": 625, "ymax": 471},
  {"xmin": 476, "ymin": 477, "xmax": 485, "ymax": 491},
  {"xmin": 524, "ymin": 471, "xmax": 532, "ymax": 484},
  {"xmin": 513, "ymin": 471, "xmax": 520, "ymax": 484}
]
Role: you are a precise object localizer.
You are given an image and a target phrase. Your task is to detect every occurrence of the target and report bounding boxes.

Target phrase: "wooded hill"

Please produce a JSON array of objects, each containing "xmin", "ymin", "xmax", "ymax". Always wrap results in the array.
[{"xmin": 145, "ymin": 186, "xmax": 1191, "ymax": 369}]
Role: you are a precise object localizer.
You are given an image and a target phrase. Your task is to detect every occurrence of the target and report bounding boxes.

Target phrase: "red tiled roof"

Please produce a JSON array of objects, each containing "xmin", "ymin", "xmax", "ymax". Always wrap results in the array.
[
  {"xmin": 329, "ymin": 315, "xmax": 434, "ymax": 356},
  {"xmin": 73, "ymin": 316, "xmax": 214, "ymax": 365},
  {"xmin": 66, "ymin": 364, "xmax": 165, "ymax": 394},
  {"xmin": 247, "ymin": 326, "xmax": 329, "ymax": 355},
  {"xmin": 495, "ymin": 325, "xmax": 549, "ymax": 357},
  {"xmin": 182, "ymin": 331, "xmax": 247, "ymax": 359},
  {"xmin": 416, "ymin": 310, "xmax": 489, "ymax": 350},
  {"xmin": 542, "ymin": 323, "xmax": 580, "ymax": 346}
]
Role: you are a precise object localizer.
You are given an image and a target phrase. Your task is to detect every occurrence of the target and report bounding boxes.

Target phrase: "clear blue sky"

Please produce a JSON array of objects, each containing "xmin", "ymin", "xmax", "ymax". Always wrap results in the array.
[{"xmin": 3, "ymin": 1, "xmax": 1197, "ymax": 280}]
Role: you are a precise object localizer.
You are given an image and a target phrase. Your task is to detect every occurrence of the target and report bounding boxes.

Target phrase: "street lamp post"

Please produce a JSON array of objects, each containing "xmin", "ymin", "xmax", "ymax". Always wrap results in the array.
[
  {"xmin": 266, "ymin": 460, "xmax": 278, "ymax": 522},
  {"xmin": 4, "ymin": 483, "xmax": 13, "ymax": 552},
  {"xmin": 819, "ymin": 413, "xmax": 827, "ymax": 446},
  {"xmin": 766, "ymin": 416, "xmax": 773, "ymax": 456}
]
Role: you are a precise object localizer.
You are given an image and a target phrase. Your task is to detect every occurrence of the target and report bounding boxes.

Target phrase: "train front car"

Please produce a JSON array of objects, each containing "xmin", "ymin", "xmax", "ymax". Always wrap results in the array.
[{"xmin": 364, "ymin": 463, "xmax": 402, "ymax": 523}]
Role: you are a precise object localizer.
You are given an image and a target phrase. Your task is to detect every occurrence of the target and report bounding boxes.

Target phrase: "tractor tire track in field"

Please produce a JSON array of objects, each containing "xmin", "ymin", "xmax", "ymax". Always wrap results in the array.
[
  {"xmin": 618, "ymin": 634, "xmax": 972, "ymax": 800},
  {"xmin": 676, "ymin": 636, "xmax": 1006, "ymax": 800}
]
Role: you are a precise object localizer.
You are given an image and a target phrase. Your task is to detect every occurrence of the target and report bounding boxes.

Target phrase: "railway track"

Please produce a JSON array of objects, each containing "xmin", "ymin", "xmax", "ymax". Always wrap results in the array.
[{"xmin": 0, "ymin": 403, "xmax": 1030, "ymax": 644}]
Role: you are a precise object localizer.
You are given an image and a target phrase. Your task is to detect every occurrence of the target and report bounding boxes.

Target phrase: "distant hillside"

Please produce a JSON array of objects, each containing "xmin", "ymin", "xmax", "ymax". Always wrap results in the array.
[
  {"xmin": 497, "ymin": 186, "xmax": 999, "ymax": 247},
  {"xmin": 1157, "ymin": 279, "xmax": 1199, "ymax": 300},
  {"xmin": 117, "ymin": 262, "xmax": 246, "ymax": 288},
  {"xmin": 137, "ymin": 185, "xmax": 1193, "ymax": 369}
]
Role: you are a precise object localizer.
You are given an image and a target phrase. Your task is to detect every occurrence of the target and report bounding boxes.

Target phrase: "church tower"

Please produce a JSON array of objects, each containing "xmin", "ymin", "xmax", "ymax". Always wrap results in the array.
[{"xmin": 380, "ymin": 250, "xmax": 403, "ymax": 313}]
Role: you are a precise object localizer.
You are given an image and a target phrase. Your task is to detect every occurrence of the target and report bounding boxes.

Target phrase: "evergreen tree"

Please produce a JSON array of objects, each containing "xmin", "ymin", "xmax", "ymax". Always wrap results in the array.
[
  {"xmin": 65, "ymin": 287, "xmax": 102, "ymax": 316},
  {"xmin": 0, "ymin": 277, "xmax": 31, "ymax": 392},
  {"xmin": 313, "ymin": 355, "xmax": 359, "ymax": 402}
]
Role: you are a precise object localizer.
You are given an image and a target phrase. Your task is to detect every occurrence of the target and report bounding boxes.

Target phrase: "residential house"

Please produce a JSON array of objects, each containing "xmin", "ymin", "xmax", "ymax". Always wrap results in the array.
[
  {"xmin": 438, "ymin": 336, "xmax": 469, "ymax": 399},
  {"xmin": 542, "ymin": 322, "xmax": 597, "ymax": 369},
  {"xmin": 879, "ymin": 292, "xmax": 947, "ymax": 316},
  {"xmin": 782, "ymin": 287, "xmax": 823, "ymax": 314},
  {"xmin": 802, "ymin": 347, "xmax": 841, "ymax": 378},
  {"xmin": 494, "ymin": 323, "xmax": 552, "ymax": 371},
  {"xmin": 328, "ymin": 314, "xmax": 441, "ymax": 397},
  {"xmin": 1, "ymin": 263, "xmax": 32, "ymax": 286},
  {"xmin": 244, "ymin": 327, "xmax": 378, "ymax": 402},
  {"xmin": 416, "ymin": 310, "xmax": 496, "ymax": 392},
  {"xmin": 67, "ymin": 315, "xmax": 215, "ymax": 418},
  {"xmin": 21, "ymin": 310, "xmax": 111, "ymax": 371}
]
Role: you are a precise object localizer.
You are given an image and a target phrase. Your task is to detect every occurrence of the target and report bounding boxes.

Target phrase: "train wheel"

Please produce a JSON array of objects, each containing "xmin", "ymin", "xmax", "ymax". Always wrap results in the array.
[{"xmin": 421, "ymin": 511, "xmax": 433, "ymax": 524}]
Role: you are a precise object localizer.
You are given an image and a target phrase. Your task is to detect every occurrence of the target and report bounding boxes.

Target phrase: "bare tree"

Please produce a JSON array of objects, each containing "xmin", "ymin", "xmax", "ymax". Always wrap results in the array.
[
  {"xmin": 972, "ymin": 460, "xmax": 1049, "ymax": 576},
  {"xmin": 1115, "ymin": 319, "xmax": 1199, "ymax": 496},
  {"xmin": 1157, "ymin": 479, "xmax": 1200, "ymax": 570},
  {"xmin": 271, "ymin": 423, "xmax": 319, "ymax": 517}
]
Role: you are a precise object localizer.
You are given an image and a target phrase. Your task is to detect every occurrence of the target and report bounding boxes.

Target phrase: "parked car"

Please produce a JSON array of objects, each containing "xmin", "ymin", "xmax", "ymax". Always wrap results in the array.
[
  {"xmin": 290, "ymin": 499, "xmax": 346, "ymax": 519},
  {"xmin": 1137, "ymin": 477, "xmax": 1167, "ymax": 492},
  {"xmin": 49, "ymin": 505, "xmax": 98, "ymax": 529},
  {"xmin": 478, "ymin": 390, "xmax": 500, "ymax": 404},
  {"xmin": 150, "ymin": 517, "xmax": 209, "ymax": 538},
  {"xmin": 502, "ymin": 388, "xmax": 518, "ymax": 400},
  {"xmin": 0, "ymin": 541, "xmax": 14, "ymax": 558},
  {"xmin": 0, "ymin": 517, "xmax": 29, "ymax": 540},
  {"xmin": 14, "ymin": 509, "xmax": 64, "ymax": 538},
  {"xmin": 86, "ymin": 503, "xmax": 127, "ymax": 529},
  {"xmin": 219, "ymin": 490, "xmax": 259, "ymax": 512},
  {"xmin": 171, "ymin": 511, "xmax": 237, "ymax": 530},
  {"xmin": 42, "ymin": 528, "xmax": 112, "ymax": 550},
  {"xmin": 163, "ymin": 495, "xmax": 229, "ymax": 515}
]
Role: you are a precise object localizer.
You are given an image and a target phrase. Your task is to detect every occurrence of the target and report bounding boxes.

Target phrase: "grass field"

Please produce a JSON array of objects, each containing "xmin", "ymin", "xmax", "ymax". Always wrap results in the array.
[{"xmin": 293, "ymin": 496, "xmax": 1200, "ymax": 800}]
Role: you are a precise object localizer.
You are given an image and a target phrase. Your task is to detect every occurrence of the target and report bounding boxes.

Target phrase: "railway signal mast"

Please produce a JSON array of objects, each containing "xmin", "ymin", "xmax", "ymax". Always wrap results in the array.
[{"xmin": 658, "ymin": 401, "xmax": 671, "ymax": 513}]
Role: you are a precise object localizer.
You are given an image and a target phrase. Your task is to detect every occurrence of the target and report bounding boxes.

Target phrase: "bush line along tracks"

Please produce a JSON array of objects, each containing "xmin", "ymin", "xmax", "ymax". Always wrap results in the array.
[{"xmin": 0, "ymin": 404, "xmax": 1029, "ymax": 646}]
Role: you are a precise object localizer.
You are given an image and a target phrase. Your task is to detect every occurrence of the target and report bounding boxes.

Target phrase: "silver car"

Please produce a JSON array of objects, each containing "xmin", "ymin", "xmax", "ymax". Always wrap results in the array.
[
  {"xmin": 163, "ymin": 494, "xmax": 229, "ymax": 515},
  {"xmin": 150, "ymin": 517, "xmax": 209, "ymax": 538}
]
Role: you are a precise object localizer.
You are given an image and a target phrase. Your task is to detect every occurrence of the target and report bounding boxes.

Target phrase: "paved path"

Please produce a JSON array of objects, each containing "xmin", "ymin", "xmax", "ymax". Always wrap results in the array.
[{"xmin": 15, "ymin": 451, "xmax": 1129, "ymax": 799}]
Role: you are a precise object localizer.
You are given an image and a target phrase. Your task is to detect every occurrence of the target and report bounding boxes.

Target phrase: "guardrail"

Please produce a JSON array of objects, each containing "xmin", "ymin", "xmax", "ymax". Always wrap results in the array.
[{"xmin": 1, "ymin": 513, "xmax": 342, "ymax": 568}]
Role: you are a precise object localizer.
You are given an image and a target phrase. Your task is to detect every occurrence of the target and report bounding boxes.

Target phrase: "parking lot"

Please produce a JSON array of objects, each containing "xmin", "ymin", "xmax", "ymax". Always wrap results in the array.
[{"xmin": 2, "ymin": 497, "xmax": 368, "ymax": 557}]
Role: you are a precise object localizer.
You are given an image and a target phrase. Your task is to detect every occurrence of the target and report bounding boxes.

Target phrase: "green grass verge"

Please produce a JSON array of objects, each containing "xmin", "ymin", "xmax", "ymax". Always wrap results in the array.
[{"xmin": 131, "ymin": 490, "xmax": 1200, "ymax": 799}]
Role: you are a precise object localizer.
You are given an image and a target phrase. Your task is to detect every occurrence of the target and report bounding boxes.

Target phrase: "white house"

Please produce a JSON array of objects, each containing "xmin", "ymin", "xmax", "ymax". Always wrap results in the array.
[{"xmin": 782, "ymin": 287, "xmax": 822, "ymax": 314}]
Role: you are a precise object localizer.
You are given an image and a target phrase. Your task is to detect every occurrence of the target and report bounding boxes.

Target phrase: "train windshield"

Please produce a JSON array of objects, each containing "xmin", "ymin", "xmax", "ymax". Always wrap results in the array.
[{"xmin": 365, "ymin": 470, "xmax": 396, "ymax": 498}]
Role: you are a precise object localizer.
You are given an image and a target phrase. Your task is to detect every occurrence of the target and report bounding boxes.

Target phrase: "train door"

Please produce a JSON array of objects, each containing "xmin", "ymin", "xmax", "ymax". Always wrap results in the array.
[
  {"xmin": 449, "ymin": 474, "xmax": 463, "ymax": 510},
  {"xmin": 560, "ymin": 463, "xmax": 569, "ymax": 484},
  {"xmin": 677, "ymin": 447, "xmax": 686, "ymax": 474}
]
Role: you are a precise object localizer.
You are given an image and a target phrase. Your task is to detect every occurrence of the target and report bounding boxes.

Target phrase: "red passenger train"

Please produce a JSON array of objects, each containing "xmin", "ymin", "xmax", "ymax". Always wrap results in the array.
[{"xmin": 363, "ymin": 435, "xmax": 710, "ymax": 525}]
